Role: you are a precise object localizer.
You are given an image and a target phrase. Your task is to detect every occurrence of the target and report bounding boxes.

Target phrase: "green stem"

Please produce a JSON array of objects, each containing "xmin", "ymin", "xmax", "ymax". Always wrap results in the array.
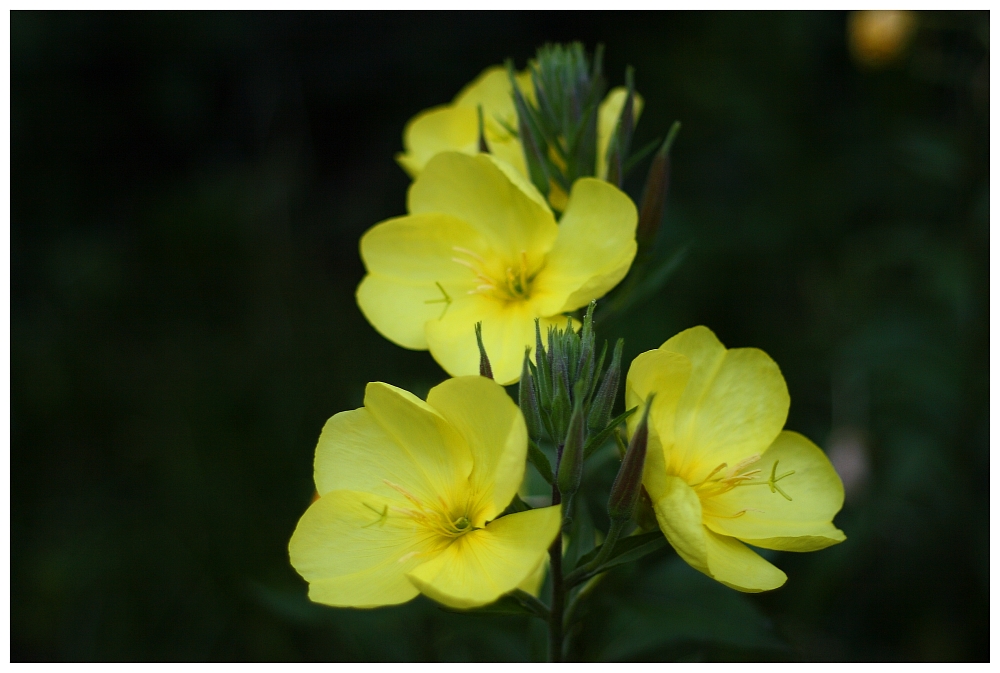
[
  {"xmin": 564, "ymin": 518, "xmax": 627, "ymax": 588},
  {"xmin": 562, "ymin": 573, "xmax": 605, "ymax": 654},
  {"xmin": 548, "ymin": 482, "xmax": 564, "ymax": 662}
]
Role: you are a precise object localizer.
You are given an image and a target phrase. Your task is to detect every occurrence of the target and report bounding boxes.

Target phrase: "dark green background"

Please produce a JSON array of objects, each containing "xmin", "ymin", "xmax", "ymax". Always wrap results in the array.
[{"xmin": 12, "ymin": 11, "xmax": 989, "ymax": 661}]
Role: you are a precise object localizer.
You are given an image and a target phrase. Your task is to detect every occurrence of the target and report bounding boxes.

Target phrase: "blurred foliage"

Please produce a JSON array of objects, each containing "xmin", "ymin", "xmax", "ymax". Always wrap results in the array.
[{"xmin": 11, "ymin": 11, "xmax": 988, "ymax": 662}]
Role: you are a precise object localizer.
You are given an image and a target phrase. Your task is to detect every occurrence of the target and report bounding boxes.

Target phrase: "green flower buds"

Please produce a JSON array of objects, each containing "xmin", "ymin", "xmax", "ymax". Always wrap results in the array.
[
  {"xmin": 636, "ymin": 121, "xmax": 681, "ymax": 253},
  {"xmin": 588, "ymin": 338, "xmax": 623, "ymax": 433},
  {"xmin": 607, "ymin": 394, "xmax": 654, "ymax": 522},
  {"xmin": 519, "ymin": 349, "xmax": 543, "ymax": 442},
  {"xmin": 557, "ymin": 384, "xmax": 587, "ymax": 498}
]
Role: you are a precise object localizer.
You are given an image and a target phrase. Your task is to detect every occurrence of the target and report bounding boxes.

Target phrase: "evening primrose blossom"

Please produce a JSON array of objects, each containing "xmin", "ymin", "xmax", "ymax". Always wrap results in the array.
[
  {"xmin": 395, "ymin": 65, "xmax": 642, "ymax": 183},
  {"xmin": 289, "ymin": 376, "xmax": 561, "ymax": 609},
  {"xmin": 626, "ymin": 326, "xmax": 846, "ymax": 592},
  {"xmin": 356, "ymin": 151, "xmax": 638, "ymax": 384}
]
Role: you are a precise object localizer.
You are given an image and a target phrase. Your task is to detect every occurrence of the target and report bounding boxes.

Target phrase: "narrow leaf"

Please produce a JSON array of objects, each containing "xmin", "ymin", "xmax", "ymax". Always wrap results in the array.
[
  {"xmin": 528, "ymin": 438, "xmax": 554, "ymax": 484},
  {"xmin": 572, "ymin": 530, "xmax": 668, "ymax": 575}
]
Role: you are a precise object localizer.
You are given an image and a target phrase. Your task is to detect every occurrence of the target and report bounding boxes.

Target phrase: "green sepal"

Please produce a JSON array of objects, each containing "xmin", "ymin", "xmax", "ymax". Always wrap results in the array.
[{"xmin": 570, "ymin": 530, "xmax": 668, "ymax": 576}]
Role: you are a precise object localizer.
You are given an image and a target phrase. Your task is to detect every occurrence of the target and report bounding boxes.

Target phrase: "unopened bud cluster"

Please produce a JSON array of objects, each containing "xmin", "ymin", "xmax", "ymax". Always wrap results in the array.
[{"xmin": 512, "ymin": 302, "xmax": 649, "ymax": 523}]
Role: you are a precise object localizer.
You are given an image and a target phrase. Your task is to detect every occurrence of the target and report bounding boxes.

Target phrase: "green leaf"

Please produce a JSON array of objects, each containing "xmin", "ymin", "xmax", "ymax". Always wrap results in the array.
[
  {"xmin": 528, "ymin": 438, "xmax": 554, "ymax": 484},
  {"xmin": 572, "ymin": 530, "xmax": 668, "ymax": 575},
  {"xmin": 584, "ymin": 406, "xmax": 637, "ymax": 459},
  {"xmin": 588, "ymin": 558, "xmax": 788, "ymax": 661},
  {"xmin": 623, "ymin": 136, "xmax": 662, "ymax": 175},
  {"xmin": 497, "ymin": 493, "xmax": 533, "ymax": 518}
]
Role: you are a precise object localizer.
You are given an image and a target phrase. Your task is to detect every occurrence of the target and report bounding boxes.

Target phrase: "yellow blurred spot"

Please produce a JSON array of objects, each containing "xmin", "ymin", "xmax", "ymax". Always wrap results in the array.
[{"xmin": 848, "ymin": 10, "xmax": 918, "ymax": 68}]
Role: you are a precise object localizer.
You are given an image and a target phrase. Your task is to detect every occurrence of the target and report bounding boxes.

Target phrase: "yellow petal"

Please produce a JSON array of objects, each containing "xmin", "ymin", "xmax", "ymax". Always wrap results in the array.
[
  {"xmin": 424, "ymin": 292, "xmax": 565, "ymax": 385},
  {"xmin": 356, "ymin": 273, "xmax": 442, "ymax": 350},
  {"xmin": 703, "ymin": 529, "xmax": 787, "ymax": 593},
  {"xmin": 517, "ymin": 557, "xmax": 548, "ymax": 597},
  {"xmin": 702, "ymin": 431, "xmax": 846, "ymax": 551},
  {"xmin": 361, "ymin": 382, "xmax": 473, "ymax": 504},
  {"xmin": 596, "ymin": 87, "xmax": 645, "ymax": 180},
  {"xmin": 315, "ymin": 407, "xmax": 425, "ymax": 501},
  {"xmin": 487, "ymin": 137, "xmax": 529, "ymax": 179},
  {"xmin": 453, "ymin": 66, "xmax": 519, "ymax": 120},
  {"xmin": 453, "ymin": 67, "xmax": 533, "ymax": 178},
  {"xmin": 651, "ymin": 477, "xmax": 786, "ymax": 593},
  {"xmin": 625, "ymin": 349, "xmax": 692, "ymax": 449},
  {"xmin": 663, "ymin": 326, "xmax": 790, "ymax": 481},
  {"xmin": 356, "ymin": 212, "xmax": 491, "ymax": 349},
  {"xmin": 530, "ymin": 178, "xmax": 638, "ymax": 315},
  {"xmin": 408, "ymin": 152, "xmax": 557, "ymax": 266},
  {"xmin": 288, "ymin": 490, "xmax": 436, "ymax": 608},
  {"xmin": 641, "ymin": 428, "xmax": 670, "ymax": 509},
  {"xmin": 406, "ymin": 505, "xmax": 561, "ymax": 609},
  {"xmin": 426, "ymin": 376, "xmax": 529, "ymax": 521},
  {"xmin": 396, "ymin": 66, "xmax": 533, "ymax": 180},
  {"xmin": 652, "ymin": 475, "xmax": 710, "ymax": 575},
  {"xmin": 396, "ymin": 105, "xmax": 478, "ymax": 178},
  {"xmin": 359, "ymin": 212, "xmax": 489, "ymax": 283}
]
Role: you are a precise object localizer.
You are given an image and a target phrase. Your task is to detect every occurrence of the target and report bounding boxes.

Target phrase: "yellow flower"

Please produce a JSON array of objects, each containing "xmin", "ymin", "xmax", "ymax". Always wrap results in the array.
[
  {"xmin": 626, "ymin": 326, "xmax": 846, "ymax": 592},
  {"xmin": 395, "ymin": 65, "xmax": 642, "ymax": 183},
  {"xmin": 289, "ymin": 375, "xmax": 561, "ymax": 609},
  {"xmin": 357, "ymin": 151, "xmax": 638, "ymax": 384}
]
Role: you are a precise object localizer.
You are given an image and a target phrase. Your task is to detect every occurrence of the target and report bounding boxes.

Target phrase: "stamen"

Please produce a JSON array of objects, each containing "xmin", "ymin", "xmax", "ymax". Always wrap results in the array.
[
  {"xmin": 383, "ymin": 480, "xmax": 424, "ymax": 508},
  {"xmin": 726, "ymin": 454, "xmax": 761, "ymax": 479},
  {"xmin": 696, "ymin": 463, "xmax": 728, "ymax": 486},
  {"xmin": 451, "ymin": 257, "xmax": 481, "ymax": 272},
  {"xmin": 452, "ymin": 246, "xmax": 487, "ymax": 264}
]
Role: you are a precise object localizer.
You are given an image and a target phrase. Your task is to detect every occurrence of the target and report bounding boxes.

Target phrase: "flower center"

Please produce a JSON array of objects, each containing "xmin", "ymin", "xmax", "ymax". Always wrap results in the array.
[
  {"xmin": 383, "ymin": 480, "xmax": 479, "ymax": 540},
  {"xmin": 452, "ymin": 247, "xmax": 538, "ymax": 302}
]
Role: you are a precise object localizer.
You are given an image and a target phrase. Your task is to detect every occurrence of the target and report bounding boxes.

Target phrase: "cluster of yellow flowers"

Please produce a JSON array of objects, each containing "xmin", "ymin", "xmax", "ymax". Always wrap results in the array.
[{"xmin": 289, "ymin": 50, "xmax": 845, "ymax": 628}]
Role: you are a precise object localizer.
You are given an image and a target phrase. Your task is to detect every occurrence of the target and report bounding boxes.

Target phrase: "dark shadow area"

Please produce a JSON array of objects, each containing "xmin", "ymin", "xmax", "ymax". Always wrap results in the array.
[{"xmin": 12, "ymin": 11, "xmax": 988, "ymax": 661}]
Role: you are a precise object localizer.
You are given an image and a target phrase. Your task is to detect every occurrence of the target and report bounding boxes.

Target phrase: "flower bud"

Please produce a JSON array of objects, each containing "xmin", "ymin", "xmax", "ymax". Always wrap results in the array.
[
  {"xmin": 507, "ymin": 61, "xmax": 552, "ymax": 199},
  {"xmin": 607, "ymin": 394, "xmax": 655, "ymax": 522},
  {"xmin": 557, "ymin": 385, "xmax": 587, "ymax": 498},
  {"xmin": 475, "ymin": 322, "xmax": 493, "ymax": 379},
  {"xmin": 550, "ymin": 338, "xmax": 572, "ymax": 439},
  {"xmin": 519, "ymin": 349, "xmax": 543, "ymax": 441},
  {"xmin": 578, "ymin": 302, "xmax": 597, "ymax": 394},
  {"xmin": 533, "ymin": 319, "xmax": 552, "ymax": 409},
  {"xmin": 636, "ymin": 121, "xmax": 680, "ymax": 253},
  {"xmin": 588, "ymin": 338, "xmax": 623, "ymax": 433}
]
